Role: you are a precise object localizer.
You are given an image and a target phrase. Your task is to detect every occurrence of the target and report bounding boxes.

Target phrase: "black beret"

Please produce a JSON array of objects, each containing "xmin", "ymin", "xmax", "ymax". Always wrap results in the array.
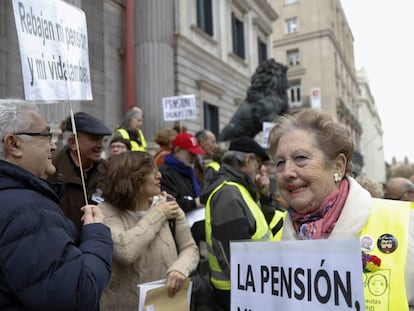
[
  {"xmin": 229, "ymin": 136, "xmax": 270, "ymax": 161},
  {"xmin": 66, "ymin": 112, "xmax": 112, "ymax": 136}
]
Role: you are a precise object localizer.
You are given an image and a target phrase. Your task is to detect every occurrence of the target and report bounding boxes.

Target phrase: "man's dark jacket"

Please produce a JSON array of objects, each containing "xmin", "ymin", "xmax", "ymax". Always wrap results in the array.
[
  {"xmin": 159, "ymin": 162, "xmax": 198, "ymax": 213},
  {"xmin": 49, "ymin": 147, "xmax": 108, "ymax": 231},
  {"xmin": 0, "ymin": 160, "xmax": 112, "ymax": 310}
]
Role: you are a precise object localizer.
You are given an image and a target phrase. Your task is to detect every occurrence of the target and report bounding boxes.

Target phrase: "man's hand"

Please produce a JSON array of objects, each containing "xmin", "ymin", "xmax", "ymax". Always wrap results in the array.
[{"xmin": 81, "ymin": 204, "xmax": 105, "ymax": 225}]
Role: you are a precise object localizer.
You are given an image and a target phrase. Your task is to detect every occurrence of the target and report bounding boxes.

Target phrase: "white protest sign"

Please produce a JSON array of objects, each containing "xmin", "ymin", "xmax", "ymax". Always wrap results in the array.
[
  {"xmin": 162, "ymin": 95, "xmax": 197, "ymax": 121},
  {"xmin": 261, "ymin": 121, "xmax": 276, "ymax": 148},
  {"xmin": 12, "ymin": 0, "xmax": 92, "ymax": 100},
  {"xmin": 230, "ymin": 239, "xmax": 365, "ymax": 311},
  {"xmin": 311, "ymin": 87, "xmax": 321, "ymax": 109}
]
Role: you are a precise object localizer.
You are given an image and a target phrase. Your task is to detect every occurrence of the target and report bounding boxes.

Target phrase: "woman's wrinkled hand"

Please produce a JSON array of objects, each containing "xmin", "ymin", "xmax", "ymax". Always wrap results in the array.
[
  {"xmin": 166, "ymin": 270, "xmax": 187, "ymax": 297},
  {"xmin": 155, "ymin": 199, "xmax": 179, "ymax": 220}
]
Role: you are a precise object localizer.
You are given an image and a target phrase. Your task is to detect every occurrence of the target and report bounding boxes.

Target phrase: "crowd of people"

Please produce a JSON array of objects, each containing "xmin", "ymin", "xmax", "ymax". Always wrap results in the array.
[{"xmin": 0, "ymin": 100, "xmax": 412, "ymax": 311}]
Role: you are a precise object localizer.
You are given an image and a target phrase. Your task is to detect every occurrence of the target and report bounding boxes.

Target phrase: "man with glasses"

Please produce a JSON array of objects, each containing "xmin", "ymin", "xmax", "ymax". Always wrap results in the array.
[
  {"xmin": 107, "ymin": 136, "xmax": 131, "ymax": 160},
  {"xmin": 384, "ymin": 176, "xmax": 414, "ymax": 202},
  {"xmin": 49, "ymin": 111, "xmax": 112, "ymax": 231},
  {"xmin": 0, "ymin": 100, "xmax": 112, "ymax": 309}
]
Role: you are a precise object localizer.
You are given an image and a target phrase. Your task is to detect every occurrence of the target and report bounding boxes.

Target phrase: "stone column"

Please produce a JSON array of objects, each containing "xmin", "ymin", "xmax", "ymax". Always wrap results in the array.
[{"xmin": 135, "ymin": 0, "xmax": 175, "ymax": 148}]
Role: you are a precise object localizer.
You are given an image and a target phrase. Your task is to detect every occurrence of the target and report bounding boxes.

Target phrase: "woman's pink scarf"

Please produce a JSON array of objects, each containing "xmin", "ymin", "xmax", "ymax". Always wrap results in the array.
[{"xmin": 289, "ymin": 178, "xmax": 349, "ymax": 239}]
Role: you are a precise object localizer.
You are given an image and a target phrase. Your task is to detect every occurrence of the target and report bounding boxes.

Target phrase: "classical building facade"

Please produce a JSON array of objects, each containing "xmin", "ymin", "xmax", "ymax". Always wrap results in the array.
[
  {"xmin": 0, "ymin": 0, "xmax": 278, "ymax": 149},
  {"xmin": 136, "ymin": 0, "xmax": 278, "ymax": 146},
  {"xmin": 271, "ymin": 0, "xmax": 385, "ymax": 175},
  {"xmin": 356, "ymin": 68, "xmax": 386, "ymax": 183},
  {"xmin": 1, "ymin": 0, "xmax": 386, "ymax": 174}
]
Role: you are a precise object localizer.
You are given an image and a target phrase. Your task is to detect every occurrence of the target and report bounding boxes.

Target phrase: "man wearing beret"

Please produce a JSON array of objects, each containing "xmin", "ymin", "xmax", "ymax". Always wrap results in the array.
[
  {"xmin": 48, "ymin": 112, "xmax": 112, "ymax": 231},
  {"xmin": 203, "ymin": 136, "xmax": 285, "ymax": 310}
]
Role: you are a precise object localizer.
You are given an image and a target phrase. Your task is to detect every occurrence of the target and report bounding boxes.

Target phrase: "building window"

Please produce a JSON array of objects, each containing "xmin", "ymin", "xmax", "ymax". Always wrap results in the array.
[
  {"xmin": 203, "ymin": 102, "xmax": 219, "ymax": 137},
  {"xmin": 196, "ymin": 0, "xmax": 213, "ymax": 36},
  {"xmin": 285, "ymin": 17, "xmax": 298, "ymax": 34},
  {"xmin": 232, "ymin": 12, "xmax": 245, "ymax": 59},
  {"xmin": 289, "ymin": 80, "xmax": 301, "ymax": 107},
  {"xmin": 258, "ymin": 38, "xmax": 267, "ymax": 65},
  {"xmin": 287, "ymin": 49, "xmax": 300, "ymax": 66},
  {"xmin": 284, "ymin": 0, "xmax": 298, "ymax": 4}
]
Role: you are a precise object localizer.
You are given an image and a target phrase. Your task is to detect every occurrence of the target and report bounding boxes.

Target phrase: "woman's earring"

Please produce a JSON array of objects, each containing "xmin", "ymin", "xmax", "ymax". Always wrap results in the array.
[{"xmin": 334, "ymin": 172, "xmax": 342, "ymax": 183}]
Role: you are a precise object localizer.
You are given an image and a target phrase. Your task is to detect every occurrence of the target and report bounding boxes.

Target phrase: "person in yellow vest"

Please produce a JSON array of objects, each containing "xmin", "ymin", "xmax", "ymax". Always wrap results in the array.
[
  {"xmin": 268, "ymin": 108, "xmax": 414, "ymax": 310},
  {"xmin": 113, "ymin": 106, "xmax": 147, "ymax": 151},
  {"xmin": 204, "ymin": 136, "xmax": 281, "ymax": 310}
]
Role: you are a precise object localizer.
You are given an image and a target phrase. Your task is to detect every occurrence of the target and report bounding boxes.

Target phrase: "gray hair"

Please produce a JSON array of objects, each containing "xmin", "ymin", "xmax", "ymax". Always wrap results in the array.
[
  {"xmin": 0, "ymin": 99, "xmax": 39, "ymax": 158},
  {"xmin": 195, "ymin": 129, "xmax": 209, "ymax": 143},
  {"xmin": 222, "ymin": 150, "xmax": 252, "ymax": 167},
  {"xmin": 119, "ymin": 108, "xmax": 142, "ymax": 129}
]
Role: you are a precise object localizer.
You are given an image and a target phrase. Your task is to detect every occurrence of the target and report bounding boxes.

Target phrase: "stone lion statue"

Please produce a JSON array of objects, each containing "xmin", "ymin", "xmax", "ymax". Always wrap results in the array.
[{"xmin": 218, "ymin": 59, "xmax": 289, "ymax": 141}]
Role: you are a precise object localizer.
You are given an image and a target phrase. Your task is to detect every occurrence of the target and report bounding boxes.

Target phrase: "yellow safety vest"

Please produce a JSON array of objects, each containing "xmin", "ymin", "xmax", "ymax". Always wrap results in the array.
[
  {"xmin": 273, "ymin": 198, "xmax": 412, "ymax": 310},
  {"xmin": 205, "ymin": 181, "xmax": 271, "ymax": 290},
  {"xmin": 205, "ymin": 161, "xmax": 220, "ymax": 172},
  {"xmin": 115, "ymin": 128, "xmax": 147, "ymax": 151},
  {"xmin": 360, "ymin": 198, "xmax": 411, "ymax": 311}
]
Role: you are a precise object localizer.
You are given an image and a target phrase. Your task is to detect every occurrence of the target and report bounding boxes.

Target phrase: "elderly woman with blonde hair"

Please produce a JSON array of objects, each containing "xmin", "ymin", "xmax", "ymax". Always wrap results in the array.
[{"xmin": 268, "ymin": 108, "xmax": 414, "ymax": 310}]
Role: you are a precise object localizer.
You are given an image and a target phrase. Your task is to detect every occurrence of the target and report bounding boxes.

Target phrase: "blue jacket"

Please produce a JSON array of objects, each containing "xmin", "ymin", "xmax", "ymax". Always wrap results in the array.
[{"xmin": 0, "ymin": 160, "xmax": 113, "ymax": 310}]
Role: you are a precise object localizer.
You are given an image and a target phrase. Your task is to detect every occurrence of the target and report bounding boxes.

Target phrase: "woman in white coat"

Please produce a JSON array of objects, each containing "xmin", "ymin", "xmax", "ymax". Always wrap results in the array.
[{"xmin": 268, "ymin": 108, "xmax": 414, "ymax": 310}]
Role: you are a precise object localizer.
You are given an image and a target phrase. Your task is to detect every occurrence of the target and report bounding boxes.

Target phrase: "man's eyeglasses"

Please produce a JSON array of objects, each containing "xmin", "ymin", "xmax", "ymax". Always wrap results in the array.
[
  {"xmin": 14, "ymin": 132, "xmax": 53, "ymax": 142},
  {"xmin": 250, "ymin": 154, "xmax": 265, "ymax": 167}
]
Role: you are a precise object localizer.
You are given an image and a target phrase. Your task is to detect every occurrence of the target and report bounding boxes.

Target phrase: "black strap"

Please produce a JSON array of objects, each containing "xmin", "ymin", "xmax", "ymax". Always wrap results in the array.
[
  {"xmin": 168, "ymin": 219, "xmax": 176, "ymax": 237},
  {"xmin": 271, "ymin": 217, "xmax": 284, "ymax": 237}
]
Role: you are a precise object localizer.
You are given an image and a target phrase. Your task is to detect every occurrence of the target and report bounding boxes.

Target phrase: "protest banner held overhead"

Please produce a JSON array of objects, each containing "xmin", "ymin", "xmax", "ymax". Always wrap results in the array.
[{"xmin": 12, "ymin": 0, "xmax": 92, "ymax": 100}]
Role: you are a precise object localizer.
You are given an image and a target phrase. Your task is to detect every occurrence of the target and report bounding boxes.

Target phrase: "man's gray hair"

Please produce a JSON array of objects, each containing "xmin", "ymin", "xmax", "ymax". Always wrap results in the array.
[
  {"xmin": 195, "ymin": 129, "xmax": 208, "ymax": 143},
  {"xmin": 0, "ymin": 99, "xmax": 39, "ymax": 158},
  {"xmin": 222, "ymin": 150, "xmax": 252, "ymax": 167}
]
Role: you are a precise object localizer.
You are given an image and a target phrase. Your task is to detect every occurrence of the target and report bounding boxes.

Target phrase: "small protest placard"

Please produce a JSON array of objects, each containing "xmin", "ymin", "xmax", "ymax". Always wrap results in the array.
[
  {"xmin": 162, "ymin": 95, "xmax": 197, "ymax": 121},
  {"xmin": 261, "ymin": 122, "xmax": 276, "ymax": 148}
]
